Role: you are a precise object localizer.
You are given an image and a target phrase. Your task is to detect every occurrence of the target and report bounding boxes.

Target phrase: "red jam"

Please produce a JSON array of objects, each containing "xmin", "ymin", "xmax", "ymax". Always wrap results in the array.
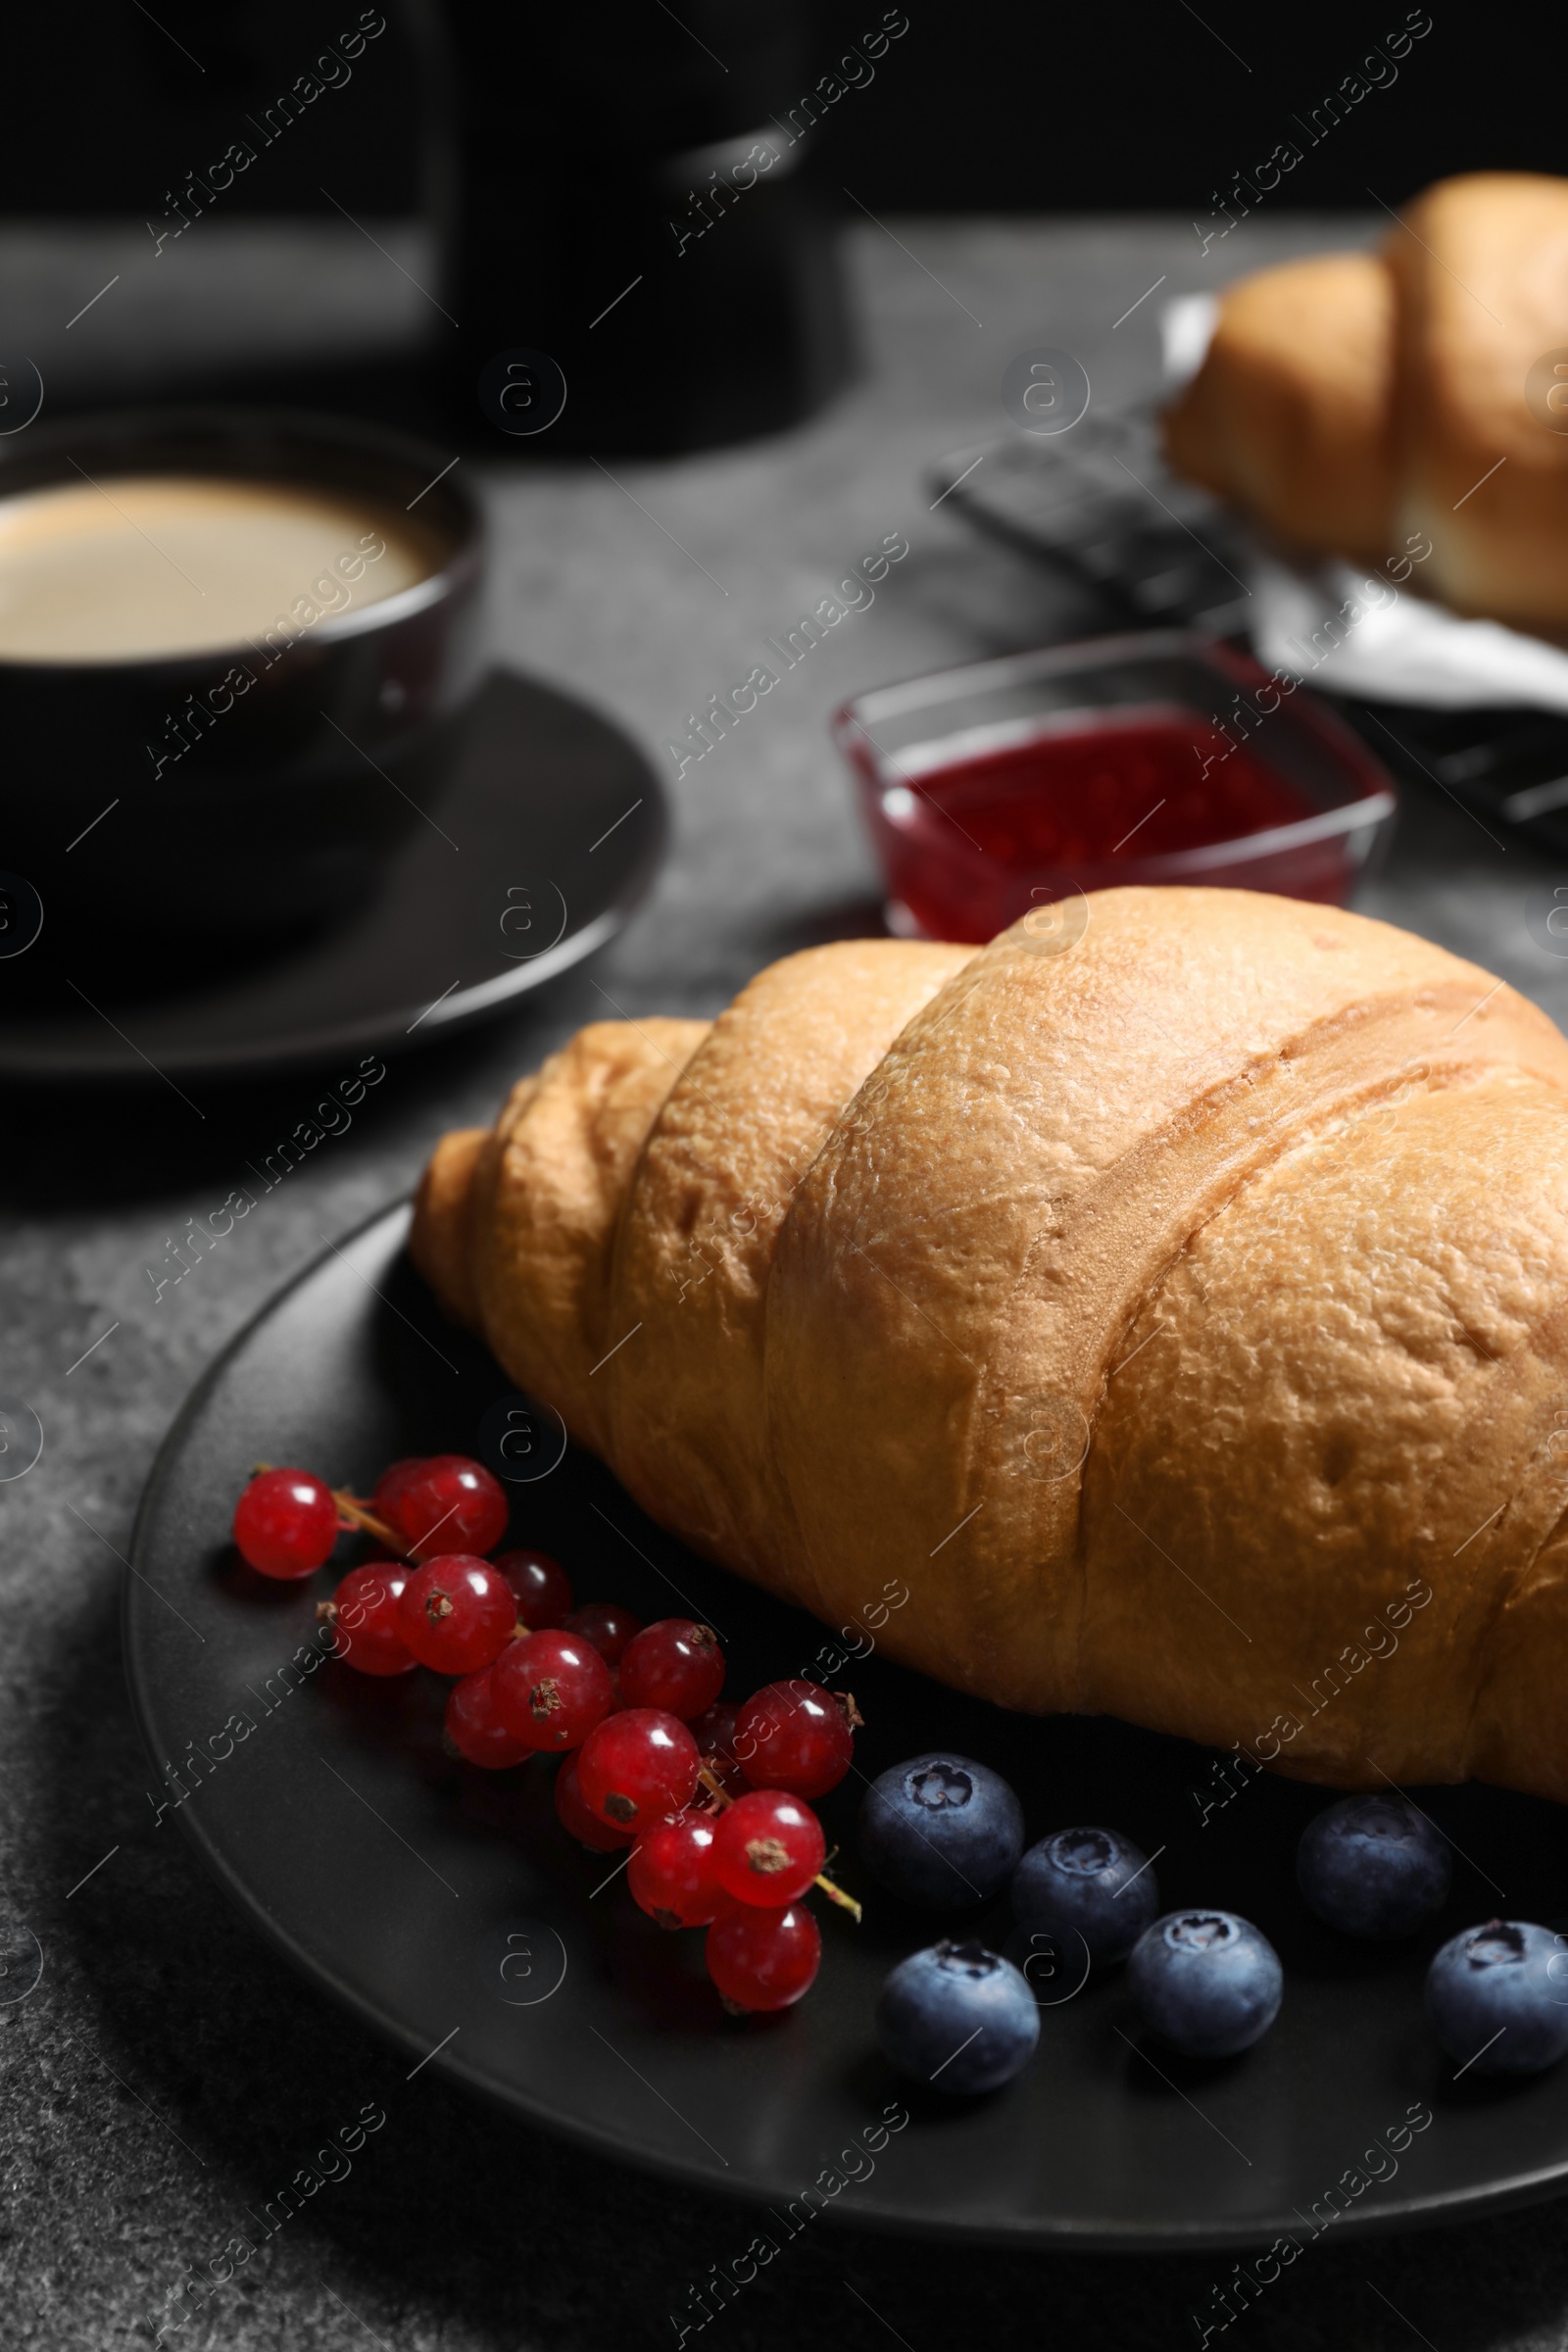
[{"xmin": 869, "ymin": 709, "xmax": 1352, "ymax": 943}]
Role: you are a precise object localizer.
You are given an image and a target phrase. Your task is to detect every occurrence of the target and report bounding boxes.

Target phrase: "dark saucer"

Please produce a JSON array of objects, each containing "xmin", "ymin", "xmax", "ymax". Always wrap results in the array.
[{"xmin": 0, "ymin": 667, "xmax": 666, "ymax": 1081}]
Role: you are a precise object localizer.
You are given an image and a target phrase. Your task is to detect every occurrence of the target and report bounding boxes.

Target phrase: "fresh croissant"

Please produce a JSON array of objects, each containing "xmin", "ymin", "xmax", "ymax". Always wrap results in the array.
[
  {"xmin": 1162, "ymin": 249, "xmax": 1396, "ymax": 569},
  {"xmin": 1163, "ymin": 172, "xmax": 1568, "ymax": 636},
  {"xmin": 412, "ymin": 890, "xmax": 1568, "ymax": 1804}
]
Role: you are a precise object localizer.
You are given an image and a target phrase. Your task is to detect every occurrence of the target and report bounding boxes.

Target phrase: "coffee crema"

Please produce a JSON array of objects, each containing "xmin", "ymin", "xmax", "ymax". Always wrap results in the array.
[{"xmin": 0, "ymin": 474, "xmax": 440, "ymax": 662}]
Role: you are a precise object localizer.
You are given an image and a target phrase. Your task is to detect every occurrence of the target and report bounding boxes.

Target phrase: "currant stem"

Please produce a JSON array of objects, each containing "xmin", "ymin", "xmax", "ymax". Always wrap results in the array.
[
  {"xmin": 696, "ymin": 1763, "xmax": 862, "ymax": 1923},
  {"xmin": 250, "ymin": 1463, "xmax": 404, "ymax": 1554},
  {"xmin": 811, "ymin": 1874, "xmax": 863, "ymax": 1923},
  {"xmin": 333, "ymin": 1491, "xmax": 405, "ymax": 1549}
]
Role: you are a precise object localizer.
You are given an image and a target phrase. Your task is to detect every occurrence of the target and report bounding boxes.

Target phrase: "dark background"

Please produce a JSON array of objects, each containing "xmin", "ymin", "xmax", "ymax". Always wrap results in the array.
[{"xmin": 5, "ymin": 0, "xmax": 1553, "ymax": 221}]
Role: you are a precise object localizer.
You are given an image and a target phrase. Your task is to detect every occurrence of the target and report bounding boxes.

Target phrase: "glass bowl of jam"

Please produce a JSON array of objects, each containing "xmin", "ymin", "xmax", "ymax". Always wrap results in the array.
[{"xmin": 834, "ymin": 631, "xmax": 1397, "ymax": 943}]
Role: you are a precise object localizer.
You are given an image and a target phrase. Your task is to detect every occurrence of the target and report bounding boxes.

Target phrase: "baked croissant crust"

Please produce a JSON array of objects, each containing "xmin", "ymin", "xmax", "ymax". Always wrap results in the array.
[
  {"xmin": 413, "ymin": 890, "xmax": 1568, "ymax": 1802},
  {"xmin": 1161, "ymin": 250, "xmax": 1396, "ymax": 569}
]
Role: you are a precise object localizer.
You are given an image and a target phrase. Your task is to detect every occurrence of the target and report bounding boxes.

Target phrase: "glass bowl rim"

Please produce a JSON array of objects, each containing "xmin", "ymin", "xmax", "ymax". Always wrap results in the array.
[{"xmin": 832, "ymin": 628, "xmax": 1397, "ymax": 881}]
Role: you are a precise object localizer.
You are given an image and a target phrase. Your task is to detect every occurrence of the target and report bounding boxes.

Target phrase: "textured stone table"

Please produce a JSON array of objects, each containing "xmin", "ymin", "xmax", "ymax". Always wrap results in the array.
[{"xmin": 6, "ymin": 215, "xmax": 1568, "ymax": 2349}]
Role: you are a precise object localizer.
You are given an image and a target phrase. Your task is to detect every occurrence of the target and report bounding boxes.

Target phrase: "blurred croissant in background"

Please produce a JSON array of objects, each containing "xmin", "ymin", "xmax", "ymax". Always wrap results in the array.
[{"xmin": 1163, "ymin": 172, "xmax": 1568, "ymax": 641}]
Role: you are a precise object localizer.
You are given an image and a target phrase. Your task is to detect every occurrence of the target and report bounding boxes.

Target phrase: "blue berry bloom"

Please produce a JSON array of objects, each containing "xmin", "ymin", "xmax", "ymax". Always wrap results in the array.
[
  {"xmin": 1128, "ymin": 1910, "xmax": 1283, "ymax": 2058},
  {"xmin": 1427, "ymin": 1920, "xmax": 1568, "ymax": 2075},
  {"xmin": 876, "ymin": 1940, "xmax": 1040, "ymax": 2093},
  {"xmin": 1012, "ymin": 1825, "xmax": 1159, "ymax": 1965},
  {"xmin": 1297, "ymin": 1793, "xmax": 1451, "ymax": 1939},
  {"xmin": 859, "ymin": 1753, "xmax": 1025, "ymax": 1908}
]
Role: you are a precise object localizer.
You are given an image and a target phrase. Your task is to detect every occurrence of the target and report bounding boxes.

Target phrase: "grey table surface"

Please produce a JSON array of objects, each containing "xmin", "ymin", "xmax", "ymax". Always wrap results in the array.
[{"xmin": 6, "ymin": 214, "xmax": 1568, "ymax": 2349}]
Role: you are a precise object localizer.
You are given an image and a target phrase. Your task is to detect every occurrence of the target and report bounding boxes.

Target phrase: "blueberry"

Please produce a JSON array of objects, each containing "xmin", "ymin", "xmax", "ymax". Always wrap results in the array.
[
  {"xmin": 859, "ymin": 1753, "xmax": 1025, "ymax": 1909},
  {"xmin": 1128, "ymin": 1910, "xmax": 1283, "ymax": 2059},
  {"xmin": 875, "ymin": 1939, "xmax": 1040, "ymax": 2093},
  {"xmin": 1427, "ymin": 1920, "xmax": 1568, "ymax": 2075},
  {"xmin": 1012, "ymin": 1825, "xmax": 1158, "ymax": 1965},
  {"xmin": 1297, "ymin": 1794, "xmax": 1451, "ymax": 1939}
]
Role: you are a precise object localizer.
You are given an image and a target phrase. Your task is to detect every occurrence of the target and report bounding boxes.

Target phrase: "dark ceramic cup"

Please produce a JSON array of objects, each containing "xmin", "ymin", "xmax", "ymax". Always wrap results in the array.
[{"xmin": 0, "ymin": 408, "xmax": 484, "ymax": 950}]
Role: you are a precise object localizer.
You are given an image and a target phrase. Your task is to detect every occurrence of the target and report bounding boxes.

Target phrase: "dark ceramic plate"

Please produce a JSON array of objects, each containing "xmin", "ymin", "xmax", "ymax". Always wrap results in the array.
[
  {"xmin": 0, "ymin": 668, "xmax": 665, "ymax": 1081},
  {"xmin": 125, "ymin": 1203, "xmax": 1568, "ymax": 2249}
]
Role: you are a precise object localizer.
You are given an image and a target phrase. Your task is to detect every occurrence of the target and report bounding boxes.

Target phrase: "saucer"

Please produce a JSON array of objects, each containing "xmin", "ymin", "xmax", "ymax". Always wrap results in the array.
[{"xmin": 0, "ymin": 668, "xmax": 667, "ymax": 1081}]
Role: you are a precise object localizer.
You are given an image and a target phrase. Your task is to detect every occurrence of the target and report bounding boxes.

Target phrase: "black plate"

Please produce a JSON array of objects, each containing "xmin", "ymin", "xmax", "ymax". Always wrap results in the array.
[
  {"xmin": 126, "ymin": 1203, "xmax": 1568, "ymax": 2248},
  {"xmin": 0, "ymin": 668, "xmax": 665, "ymax": 1081}
]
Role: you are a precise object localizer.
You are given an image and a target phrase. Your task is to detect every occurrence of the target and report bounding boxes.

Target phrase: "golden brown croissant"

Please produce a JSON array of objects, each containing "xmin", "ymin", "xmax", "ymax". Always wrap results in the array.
[
  {"xmin": 1161, "ymin": 250, "xmax": 1396, "ymax": 568},
  {"xmin": 1162, "ymin": 172, "xmax": 1568, "ymax": 635},
  {"xmin": 412, "ymin": 890, "xmax": 1568, "ymax": 1803},
  {"xmin": 1385, "ymin": 173, "xmax": 1568, "ymax": 634}
]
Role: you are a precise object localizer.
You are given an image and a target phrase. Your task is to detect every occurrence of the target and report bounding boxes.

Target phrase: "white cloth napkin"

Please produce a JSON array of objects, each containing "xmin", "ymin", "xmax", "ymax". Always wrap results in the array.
[{"xmin": 1248, "ymin": 550, "xmax": 1568, "ymax": 715}]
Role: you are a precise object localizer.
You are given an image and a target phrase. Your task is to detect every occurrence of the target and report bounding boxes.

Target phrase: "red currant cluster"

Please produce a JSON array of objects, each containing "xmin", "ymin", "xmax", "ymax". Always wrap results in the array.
[{"xmin": 231, "ymin": 1458, "xmax": 862, "ymax": 2013}]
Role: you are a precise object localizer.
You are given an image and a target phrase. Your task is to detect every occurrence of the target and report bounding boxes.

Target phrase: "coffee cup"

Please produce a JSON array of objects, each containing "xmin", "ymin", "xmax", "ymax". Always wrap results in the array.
[{"xmin": 0, "ymin": 408, "xmax": 483, "ymax": 958}]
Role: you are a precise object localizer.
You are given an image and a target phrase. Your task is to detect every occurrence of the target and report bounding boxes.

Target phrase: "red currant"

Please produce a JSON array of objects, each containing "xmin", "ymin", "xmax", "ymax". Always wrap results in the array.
[
  {"xmin": 576, "ymin": 1708, "xmax": 701, "ymax": 1833},
  {"xmin": 495, "ymin": 1546, "xmax": 573, "ymax": 1630},
  {"xmin": 232, "ymin": 1467, "xmax": 340, "ymax": 1580},
  {"xmin": 326, "ymin": 1561, "xmax": 416, "ymax": 1675},
  {"xmin": 706, "ymin": 1901, "xmax": 821, "ymax": 2012},
  {"xmin": 396, "ymin": 1554, "xmax": 516, "ymax": 1674},
  {"xmin": 619, "ymin": 1618, "xmax": 724, "ymax": 1718},
  {"xmin": 710, "ymin": 1788, "xmax": 825, "ymax": 1907},
  {"xmin": 689, "ymin": 1701, "xmax": 746, "ymax": 1796},
  {"xmin": 491, "ymin": 1628, "xmax": 613, "ymax": 1751},
  {"xmin": 371, "ymin": 1455, "xmax": 429, "ymax": 1529},
  {"xmin": 554, "ymin": 1750, "xmax": 634, "ymax": 1851},
  {"xmin": 736, "ymin": 1680, "xmax": 856, "ymax": 1798},
  {"xmin": 383, "ymin": 1453, "xmax": 509, "ymax": 1559},
  {"xmin": 628, "ymin": 1810, "xmax": 732, "ymax": 1929},
  {"xmin": 445, "ymin": 1665, "xmax": 532, "ymax": 1768},
  {"xmin": 564, "ymin": 1601, "xmax": 643, "ymax": 1667}
]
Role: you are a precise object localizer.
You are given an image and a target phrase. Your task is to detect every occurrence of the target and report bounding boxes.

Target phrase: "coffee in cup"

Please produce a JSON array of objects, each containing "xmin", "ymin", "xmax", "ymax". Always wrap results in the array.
[{"xmin": 0, "ymin": 473, "xmax": 442, "ymax": 662}]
